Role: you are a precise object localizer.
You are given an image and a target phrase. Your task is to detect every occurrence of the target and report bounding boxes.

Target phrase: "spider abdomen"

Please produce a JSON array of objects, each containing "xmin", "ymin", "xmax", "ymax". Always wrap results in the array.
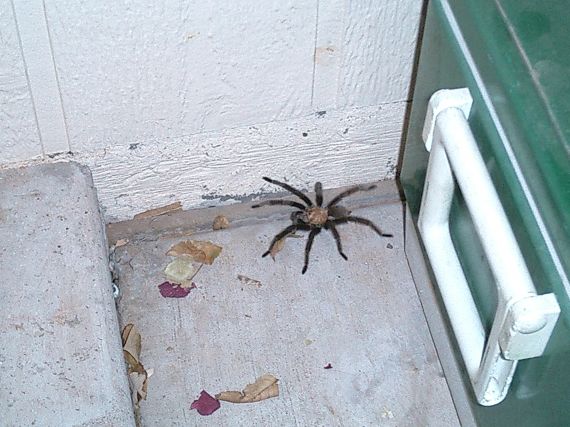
[{"xmin": 307, "ymin": 207, "xmax": 328, "ymax": 226}]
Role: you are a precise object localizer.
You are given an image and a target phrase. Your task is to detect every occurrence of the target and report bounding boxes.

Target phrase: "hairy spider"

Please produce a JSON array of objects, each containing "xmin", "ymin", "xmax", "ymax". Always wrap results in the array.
[{"xmin": 252, "ymin": 177, "xmax": 393, "ymax": 274}]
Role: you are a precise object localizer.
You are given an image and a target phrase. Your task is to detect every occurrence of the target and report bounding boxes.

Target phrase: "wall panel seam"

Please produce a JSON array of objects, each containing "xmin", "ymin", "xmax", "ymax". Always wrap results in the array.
[
  {"xmin": 310, "ymin": 0, "xmax": 320, "ymax": 107},
  {"xmin": 42, "ymin": 0, "xmax": 71, "ymax": 152},
  {"xmin": 10, "ymin": 0, "xmax": 45, "ymax": 156}
]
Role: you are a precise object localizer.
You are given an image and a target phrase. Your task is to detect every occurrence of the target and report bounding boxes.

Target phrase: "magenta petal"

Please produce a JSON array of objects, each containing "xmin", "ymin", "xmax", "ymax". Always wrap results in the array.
[
  {"xmin": 158, "ymin": 281, "xmax": 194, "ymax": 298},
  {"xmin": 191, "ymin": 390, "xmax": 220, "ymax": 416}
]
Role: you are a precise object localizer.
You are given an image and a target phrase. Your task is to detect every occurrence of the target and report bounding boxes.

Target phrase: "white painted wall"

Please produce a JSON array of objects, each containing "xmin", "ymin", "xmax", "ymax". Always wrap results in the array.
[
  {"xmin": 1, "ymin": 0, "xmax": 424, "ymax": 222},
  {"xmin": 0, "ymin": 0, "xmax": 42, "ymax": 162}
]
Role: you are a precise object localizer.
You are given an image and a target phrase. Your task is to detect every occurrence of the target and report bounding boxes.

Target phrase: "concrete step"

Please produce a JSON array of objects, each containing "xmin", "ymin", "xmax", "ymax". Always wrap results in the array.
[{"xmin": 0, "ymin": 162, "xmax": 134, "ymax": 427}]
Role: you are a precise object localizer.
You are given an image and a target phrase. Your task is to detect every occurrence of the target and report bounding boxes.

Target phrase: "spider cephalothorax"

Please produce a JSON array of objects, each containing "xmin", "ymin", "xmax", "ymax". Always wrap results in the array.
[{"xmin": 252, "ymin": 177, "xmax": 393, "ymax": 274}]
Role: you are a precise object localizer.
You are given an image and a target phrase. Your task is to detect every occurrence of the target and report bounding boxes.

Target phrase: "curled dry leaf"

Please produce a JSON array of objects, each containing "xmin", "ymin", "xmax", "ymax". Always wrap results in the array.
[
  {"xmin": 270, "ymin": 237, "xmax": 287, "ymax": 261},
  {"xmin": 212, "ymin": 215, "xmax": 230, "ymax": 230},
  {"xmin": 270, "ymin": 232, "xmax": 301, "ymax": 260},
  {"xmin": 216, "ymin": 374, "xmax": 279, "ymax": 403},
  {"xmin": 158, "ymin": 281, "xmax": 196, "ymax": 298},
  {"xmin": 122, "ymin": 323, "xmax": 142, "ymax": 369},
  {"xmin": 191, "ymin": 390, "xmax": 221, "ymax": 416},
  {"xmin": 129, "ymin": 371, "xmax": 149, "ymax": 407},
  {"xmin": 237, "ymin": 274, "xmax": 262, "ymax": 288},
  {"xmin": 121, "ymin": 324, "xmax": 151, "ymax": 408},
  {"xmin": 167, "ymin": 240, "xmax": 222, "ymax": 265},
  {"xmin": 164, "ymin": 258, "xmax": 200, "ymax": 287}
]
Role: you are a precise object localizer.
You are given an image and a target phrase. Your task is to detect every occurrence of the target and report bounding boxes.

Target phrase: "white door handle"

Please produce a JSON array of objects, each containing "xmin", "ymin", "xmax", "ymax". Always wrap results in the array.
[{"xmin": 417, "ymin": 88, "xmax": 560, "ymax": 406}]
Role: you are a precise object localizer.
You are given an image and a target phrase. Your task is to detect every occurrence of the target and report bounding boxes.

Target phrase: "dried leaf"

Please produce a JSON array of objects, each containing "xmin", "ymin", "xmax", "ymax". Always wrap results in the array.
[
  {"xmin": 115, "ymin": 238, "xmax": 129, "ymax": 248},
  {"xmin": 270, "ymin": 237, "xmax": 287, "ymax": 261},
  {"xmin": 158, "ymin": 281, "xmax": 195, "ymax": 298},
  {"xmin": 122, "ymin": 324, "xmax": 151, "ymax": 408},
  {"xmin": 212, "ymin": 215, "xmax": 230, "ymax": 230},
  {"xmin": 164, "ymin": 258, "xmax": 199, "ymax": 286},
  {"xmin": 324, "ymin": 363, "xmax": 333, "ymax": 369},
  {"xmin": 179, "ymin": 279, "xmax": 199, "ymax": 289},
  {"xmin": 167, "ymin": 240, "xmax": 222, "ymax": 265},
  {"xmin": 216, "ymin": 391, "xmax": 244, "ymax": 403},
  {"xmin": 269, "ymin": 232, "xmax": 301, "ymax": 260},
  {"xmin": 237, "ymin": 274, "xmax": 262, "ymax": 288},
  {"xmin": 129, "ymin": 371, "xmax": 149, "ymax": 407},
  {"xmin": 216, "ymin": 374, "xmax": 279, "ymax": 403},
  {"xmin": 134, "ymin": 201, "xmax": 182, "ymax": 219},
  {"xmin": 122, "ymin": 323, "xmax": 141, "ymax": 369},
  {"xmin": 191, "ymin": 390, "xmax": 221, "ymax": 416},
  {"xmin": 121, "ymin": 323, "xmax": 135, "ymax": 346}
]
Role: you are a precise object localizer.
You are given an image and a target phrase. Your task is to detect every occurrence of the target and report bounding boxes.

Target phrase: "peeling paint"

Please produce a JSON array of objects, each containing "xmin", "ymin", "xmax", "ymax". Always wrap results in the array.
[
  {"xmin": 133, "ymin": 201, "xmax": 182, "ymax": 219},
  {"xmin": 201, "ymin": 190, "xmax": 274, "ymax": 203},
  {"xmin": 315, "ymin": 45, "xmax": 337, "ymax": 65},
  {"xmin": 47, "ymin": 151, "xmax": 74, "ymax": 159}
]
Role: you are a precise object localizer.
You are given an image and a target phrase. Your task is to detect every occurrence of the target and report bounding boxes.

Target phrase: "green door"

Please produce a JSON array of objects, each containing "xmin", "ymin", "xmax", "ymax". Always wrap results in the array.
[{"xmin": 401, "ymin": 0, "xmax": 570, "ymax": 425}]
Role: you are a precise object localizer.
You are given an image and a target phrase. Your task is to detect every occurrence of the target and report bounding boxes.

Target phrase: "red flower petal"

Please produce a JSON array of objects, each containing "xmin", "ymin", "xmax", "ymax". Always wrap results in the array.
[
  {"xmin": 158, "ymin": 281, "xmax": 195, "ymax": 298},
  {"xmin": 191, "ymin": 390, "xmax": 221, "ymax": 416}
]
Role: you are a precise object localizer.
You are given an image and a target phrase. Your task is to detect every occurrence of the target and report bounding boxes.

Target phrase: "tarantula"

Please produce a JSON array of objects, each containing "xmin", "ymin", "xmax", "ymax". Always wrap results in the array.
[{"xmin": 252, "ymin": 177, "xmax": 393, "ymax": 274}]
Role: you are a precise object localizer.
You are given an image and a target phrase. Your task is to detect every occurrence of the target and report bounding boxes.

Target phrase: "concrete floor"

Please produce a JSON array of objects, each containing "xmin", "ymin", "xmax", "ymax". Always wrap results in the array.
[{"xmin": 111, "ymin": 181, "xmax": 460, "ymax": 426}]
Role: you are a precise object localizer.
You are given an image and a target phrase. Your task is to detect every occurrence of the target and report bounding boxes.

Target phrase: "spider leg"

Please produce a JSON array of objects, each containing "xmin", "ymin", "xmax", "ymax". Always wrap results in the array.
[
  {"xmin": 326, "ymin": 222, "xmax": 348, "ymax": 260},
  {"xmin": 326, "ymin": 184, "xmax": 377, "ymax": 207},
  {"xmin": 315, "ymin": 182, "xmax": 323, "ymax": 207},
  {"xmin": 302, "ymin": 228, "xmax": 321, "ymax": 274},
  {"xmin": 332, "ymin": 216, "xmax": 393, "ymax": 238},
  {"xmin": 262, "ymin": 224, "xmax": 311, "ymax": 257},
  {"xmin": 252, "ymin": 199, "xmax": 306, "ymax": 210},
  {"xmin": 262, "ymin": 177, "xmax": 313, "ymax": 207},
  {"xmin": 291, "ymin": 210, "xmax": 307, "ymax": 225}
]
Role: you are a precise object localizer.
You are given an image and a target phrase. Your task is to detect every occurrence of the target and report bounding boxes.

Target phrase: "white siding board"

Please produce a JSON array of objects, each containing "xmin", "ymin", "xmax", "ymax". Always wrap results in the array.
[
  {"xmin": 311, "ymin": 0, "xmax": 345, "ymax": 111},
  {"xmin": 338, "ymin": 0, "xmax": 423, "ymax": 107},
  {"xmin": 44, "ymin": 0, "xmax": 317, "ymax": 150},
  {"xmin": 0, "ymin": 0, "xmax": 41, "ymax": 163},
  {"xmin": 12, "ymin": 0, "xmax": 69, "ymax": 155},
  {"xmin": 82, "ymin": 102, "xmax": 406, "ymax": 222}
]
